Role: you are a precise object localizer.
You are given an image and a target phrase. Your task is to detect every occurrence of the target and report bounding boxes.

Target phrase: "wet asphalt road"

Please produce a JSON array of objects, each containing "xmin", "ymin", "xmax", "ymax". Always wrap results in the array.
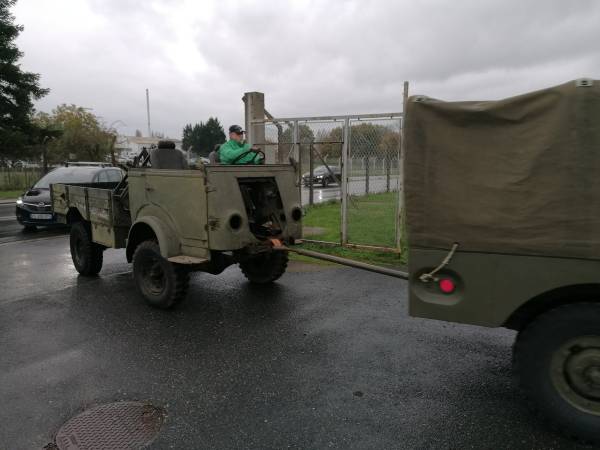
[
  {"xmin": 0, "ymin": 231, "xmax": 594, "ymax": 449},
  {"xmin": 0, "ymin": 201, "xmax": 68, "ymax": 245}
]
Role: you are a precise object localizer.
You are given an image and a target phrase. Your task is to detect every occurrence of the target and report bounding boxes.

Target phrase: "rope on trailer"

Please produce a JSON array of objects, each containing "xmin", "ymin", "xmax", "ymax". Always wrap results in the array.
[{"xmin": 419, "ymin": 243, "xmax": 459, "ymax": 283}]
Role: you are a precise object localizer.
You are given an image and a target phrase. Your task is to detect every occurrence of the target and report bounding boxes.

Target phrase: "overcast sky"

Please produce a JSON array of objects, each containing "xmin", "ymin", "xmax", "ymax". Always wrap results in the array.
[{"xmin": 12, "ymin": 0, "xmax": 600, "ymax": 138}]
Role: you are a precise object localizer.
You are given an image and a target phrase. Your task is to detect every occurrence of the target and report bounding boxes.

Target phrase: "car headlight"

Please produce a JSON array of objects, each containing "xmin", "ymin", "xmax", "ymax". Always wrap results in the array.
[{"xmin": 16, "ymin": 197, "xmax": 23, "ymax": 205}]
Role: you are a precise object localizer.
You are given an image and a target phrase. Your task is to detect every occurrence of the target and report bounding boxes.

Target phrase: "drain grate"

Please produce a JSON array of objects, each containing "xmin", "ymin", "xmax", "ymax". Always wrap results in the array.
[{"xmin": 55, "ymin": 401, "xmax": 164, "ymax": 450}]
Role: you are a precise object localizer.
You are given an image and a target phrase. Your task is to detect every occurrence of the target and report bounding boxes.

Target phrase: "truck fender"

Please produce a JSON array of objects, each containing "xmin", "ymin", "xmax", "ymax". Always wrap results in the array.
[{"xmin": 126, "ymin": 216, "xmax": 180, "ymax": 262}]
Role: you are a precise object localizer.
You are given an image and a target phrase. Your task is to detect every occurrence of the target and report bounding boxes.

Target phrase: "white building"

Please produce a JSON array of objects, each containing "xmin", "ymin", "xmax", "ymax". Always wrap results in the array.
[{"xmin": 115, "ymin": 136, "xmax": 183, "ymax": 162}]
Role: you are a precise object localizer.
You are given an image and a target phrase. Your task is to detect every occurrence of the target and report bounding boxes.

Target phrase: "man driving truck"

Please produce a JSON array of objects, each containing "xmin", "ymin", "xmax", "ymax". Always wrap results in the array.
[{"xmin": 219, "ymin": 125, "xmax": 264, "ymax": 165}]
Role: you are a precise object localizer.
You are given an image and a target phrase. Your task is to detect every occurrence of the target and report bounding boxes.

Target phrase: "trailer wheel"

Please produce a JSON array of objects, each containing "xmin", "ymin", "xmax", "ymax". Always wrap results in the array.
[
  {"xmin": 132, "ymin": 240, "xmax": 189, "ymax": 309},
  {"xmin": 240, "ymin": 251, "xmax": 288, "ymax": 284},
  {"xmin": 70, "ymin": 221, "xmax": 103, "ymax": 275},
  {"xmin": 514, "ymin": 302, "xmax": 600, "ymax": 444}
]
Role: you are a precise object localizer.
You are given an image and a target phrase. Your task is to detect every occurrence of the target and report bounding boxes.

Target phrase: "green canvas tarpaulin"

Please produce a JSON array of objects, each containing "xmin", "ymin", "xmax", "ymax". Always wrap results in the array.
[{"xmin": 404, "ymin": 79, "xmax": 600, "ymax": 260}]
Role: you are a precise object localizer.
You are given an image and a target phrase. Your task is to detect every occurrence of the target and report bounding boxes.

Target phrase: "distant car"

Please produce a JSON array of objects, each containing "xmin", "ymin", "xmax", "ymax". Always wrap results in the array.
[
  {"xmin": 16, "ymin": 165, "xmax": 123, "ymax": 231},
  {"xmin": 302, "ymin": 165, "xmax": 341, "ymax": 187}
]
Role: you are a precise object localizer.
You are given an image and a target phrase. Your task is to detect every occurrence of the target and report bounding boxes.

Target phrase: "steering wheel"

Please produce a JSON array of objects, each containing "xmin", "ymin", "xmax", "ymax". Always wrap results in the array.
[{"xmin": 231, "ymin": 149, "xmax": 266, "ymax": 165}]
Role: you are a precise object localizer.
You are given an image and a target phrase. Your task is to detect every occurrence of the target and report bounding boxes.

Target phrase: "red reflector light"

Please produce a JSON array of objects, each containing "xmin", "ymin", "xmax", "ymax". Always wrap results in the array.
[{"xmin": 439, "ymin": 278, "xmax": 456, "ymax": 294}]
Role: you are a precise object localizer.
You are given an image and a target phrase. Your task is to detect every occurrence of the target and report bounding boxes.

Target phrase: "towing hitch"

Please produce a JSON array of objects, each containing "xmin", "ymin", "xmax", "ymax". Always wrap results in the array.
[{"xmin": 268, "ymin": 239, "xmax": 409, "ymax": 280}]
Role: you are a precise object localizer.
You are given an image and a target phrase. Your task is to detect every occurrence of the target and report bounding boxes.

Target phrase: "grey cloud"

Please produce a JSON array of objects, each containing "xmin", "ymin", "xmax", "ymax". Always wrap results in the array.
[{"xmin": 13, "ymin": 0, "xmax": 600, "ymax": 138}]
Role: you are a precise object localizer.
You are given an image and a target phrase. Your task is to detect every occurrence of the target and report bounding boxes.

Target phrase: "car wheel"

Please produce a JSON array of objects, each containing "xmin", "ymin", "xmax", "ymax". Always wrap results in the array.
[
  {"xmin": 70, "ymin": 221, "xmax": 104, "ymax": 275},
  {"xmin": 514, "ymin": 302, "xmax": 600, "ymax": 444},
  {"xmin": 240, "ymin": 250, "xmax": 288, "ymax": 284},
  {"xmin": 132, "ymin": 240, "xmax": 189, "ymax": 309}
]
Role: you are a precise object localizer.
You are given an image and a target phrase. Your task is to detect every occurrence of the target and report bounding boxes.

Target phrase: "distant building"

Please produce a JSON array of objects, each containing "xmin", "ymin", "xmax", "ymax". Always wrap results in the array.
[{"xmin": 115, "ymin": 136, "xmax": 183, "ymax": 162}]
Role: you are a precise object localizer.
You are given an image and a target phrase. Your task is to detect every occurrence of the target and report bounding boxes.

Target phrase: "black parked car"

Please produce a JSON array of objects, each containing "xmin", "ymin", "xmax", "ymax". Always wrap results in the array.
[
  {"xmin": 16, "ymin": 165, "xmax": 123, "ymax": 231},
  {"xmin": 302, "ymin": 165, "xmax": 341, "ymax": 187}
]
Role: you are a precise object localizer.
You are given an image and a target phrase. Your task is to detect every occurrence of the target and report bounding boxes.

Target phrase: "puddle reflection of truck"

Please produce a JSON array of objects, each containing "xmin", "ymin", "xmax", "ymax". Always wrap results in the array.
[{"xmin": 52, "ymin": 79, "xmax": 600, "ymax": 444}]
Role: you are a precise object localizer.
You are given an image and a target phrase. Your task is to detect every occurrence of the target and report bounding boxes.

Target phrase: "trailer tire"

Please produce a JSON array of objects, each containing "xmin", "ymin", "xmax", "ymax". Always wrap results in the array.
[
  {"xmin": 132, "ymin": 240, "xmax": 189, "ymax": 309},
  {"xmin": 514, "ymin": 302, "xmax": 600, "ymax": 444},
  {"xmin": 240, "ymin": 251, "xmax": 288, "ymax": 284},
  {"xmin": 70, "ymin": 221, "xmax": 103, "ymax": 276}
]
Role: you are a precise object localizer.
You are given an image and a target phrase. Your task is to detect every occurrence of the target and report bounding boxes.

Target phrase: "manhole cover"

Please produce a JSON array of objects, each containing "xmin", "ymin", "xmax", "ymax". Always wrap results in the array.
[{"xmin": 55, "ymin": 401, "xmax": 164, "ymax": 450}]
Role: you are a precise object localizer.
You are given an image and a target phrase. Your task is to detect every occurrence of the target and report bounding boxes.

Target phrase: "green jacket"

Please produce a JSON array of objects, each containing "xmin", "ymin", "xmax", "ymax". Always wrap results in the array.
[{"xmin": 219, "ymin": 139, "xmax": 262, "ymax": 164}]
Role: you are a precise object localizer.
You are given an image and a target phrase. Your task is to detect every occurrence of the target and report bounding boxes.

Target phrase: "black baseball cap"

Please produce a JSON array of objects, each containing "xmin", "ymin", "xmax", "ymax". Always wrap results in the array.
[{"xmin": 229, "ymin": 125, "xmax": 245, "ymax": 134}]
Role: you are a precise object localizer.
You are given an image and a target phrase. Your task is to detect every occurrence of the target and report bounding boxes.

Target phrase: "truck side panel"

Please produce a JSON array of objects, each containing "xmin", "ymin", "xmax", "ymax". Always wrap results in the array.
[
  {"xmin": 128, "ymin": 169, "xmax": 209, "ymax": 259},
  {"xmin": 51, "ymin": 183, "xmax": 130, "ymax": 248},
  {"xmin": 409, "ymin": 248, "xmax": 600, "ymax": 327}
]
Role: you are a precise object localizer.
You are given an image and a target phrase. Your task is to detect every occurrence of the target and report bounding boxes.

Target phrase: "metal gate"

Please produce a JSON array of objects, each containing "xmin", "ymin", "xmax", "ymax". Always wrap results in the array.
[{"xmin": 253, "ymin": 112, "xmax": 403, "ymax": 252}]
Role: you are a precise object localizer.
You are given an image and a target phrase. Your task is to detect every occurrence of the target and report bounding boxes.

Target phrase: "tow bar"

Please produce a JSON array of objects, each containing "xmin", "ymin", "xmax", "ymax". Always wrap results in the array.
[{"xmin": 269, "ymin": 239, "xmax": 409, "ymax": 280}]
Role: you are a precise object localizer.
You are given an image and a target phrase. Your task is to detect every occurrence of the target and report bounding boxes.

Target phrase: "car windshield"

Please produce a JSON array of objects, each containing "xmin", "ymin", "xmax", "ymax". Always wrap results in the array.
[{"xmin": 34, "ymin": 168, "xmax": 97, "ymax": 189}]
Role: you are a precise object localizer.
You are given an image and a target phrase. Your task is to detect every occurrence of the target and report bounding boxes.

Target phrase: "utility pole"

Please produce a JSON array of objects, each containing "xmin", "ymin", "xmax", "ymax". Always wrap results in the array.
[{"xmin": 146, "ymin": 88, "xmax": 151, "ymax": 137}]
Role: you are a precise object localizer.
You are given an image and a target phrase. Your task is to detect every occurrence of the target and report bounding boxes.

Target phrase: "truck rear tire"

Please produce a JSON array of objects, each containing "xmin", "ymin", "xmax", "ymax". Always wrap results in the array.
[
  {"xmin": 70, "ymin": 221, "xmax": 103, "ymax": 276},
  {"xmin": 514, "ymin": 302, "xmax": 600, "ymax": 444},
  {"xmin": 132, "ymin": 240, "xmax": 189, "ymax": 309},
  {"xmin": 240, "ymin": 251, "xmax": 288, "ymax": 284}
]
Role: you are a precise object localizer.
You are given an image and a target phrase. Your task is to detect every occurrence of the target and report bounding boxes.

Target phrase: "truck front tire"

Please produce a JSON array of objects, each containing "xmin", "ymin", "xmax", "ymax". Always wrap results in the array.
[
  {"xmin": 132, "ymin": 240, "xmax": 189, "ymax": 309},
  {"xmin": 70, "ymin": 221, "xmax": 103, "ymax": 276},
  {"xmin": 514, "ymin": 302, "xmax": 600, "ymax": 444},
  {"xmin": 240, "ymin": 251, "xmax": 288, "ymax": 284}
]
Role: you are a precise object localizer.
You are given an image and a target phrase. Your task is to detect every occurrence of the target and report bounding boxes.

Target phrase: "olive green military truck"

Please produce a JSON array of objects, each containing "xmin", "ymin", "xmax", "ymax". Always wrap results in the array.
[
  {"xmin": 51, "ymin": 144, "xmax": 302, "ymax": 309},
  {"xmin": 404, "ymin": 79, "xmax": 600, "ymax": 443}
]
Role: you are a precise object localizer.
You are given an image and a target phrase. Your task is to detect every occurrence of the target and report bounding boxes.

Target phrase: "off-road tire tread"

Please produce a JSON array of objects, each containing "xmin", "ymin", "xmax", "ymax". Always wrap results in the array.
[
  {"xmin": 132, "ymin": 240, "xmax": 190, "ymax": 309},
  {"xmin": 70, "ymin": 221, "xmax": 103, "ymax": 276},
  {"xmin": 240, "ymin": 251, "xmax": 288, "ymax": 284},
  {"xmin": 513, "ymin": 302, "xmax": 600, "ymax": 445}
]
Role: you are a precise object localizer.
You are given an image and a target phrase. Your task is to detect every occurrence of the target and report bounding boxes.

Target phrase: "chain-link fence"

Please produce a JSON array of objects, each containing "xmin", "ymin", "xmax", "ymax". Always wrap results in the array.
[
  {"xmin": 347, "ymin": 117, "xmax": 402, "ymax": 249},
  {"xmin": 0, "ymin": 167, "xmax": 44, "ymax": 191},
  {"xmin": 254, "ymin": 112, "xmax": 403, "ymax": 251}
]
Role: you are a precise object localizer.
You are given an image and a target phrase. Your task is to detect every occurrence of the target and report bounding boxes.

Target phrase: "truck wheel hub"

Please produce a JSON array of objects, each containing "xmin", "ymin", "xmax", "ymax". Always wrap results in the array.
[
  {"xmin": 142, "ymin": 261, "xmax": 165, "ymax": 294},
  {"xmin": 566, "ymin": 350, "xmax": 600, "ymax": 400},
  {"xmin": 552, "ymin": 336, "xmax": 600, "ymax": 413}
]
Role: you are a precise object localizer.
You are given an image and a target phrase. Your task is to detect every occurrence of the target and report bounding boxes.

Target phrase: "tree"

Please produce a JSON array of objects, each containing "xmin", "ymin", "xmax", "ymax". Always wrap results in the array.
[
  {"xmin": 0, "ymin": 0, "xmax": 49, "ymax": 162},
  {"xmin": 278, "ymin": 123, "xmax": 314, "ymax": 162},
  {"xmin": 349, "ymin": 123, "xmax": 388, "ymax": 157},
  {"xmin": 181, "ymin": 117, "xmax": 225, "ymax": 157},
  {"xmin": 201, "ymin": 117, "xmax": 226, "ymax": 156},
  {"xmin": 30, "ymin": 112, "xmax": 62, "ymax": 172},
  {"xmin": 319, "ymin": 127, "xmax": 343, "ymax": 159},
  {"xmin": 378, "ymin": 130, "xmax": 401, "ymax": 158},
  {"xmin": 43, "ymin": 104, "xmax": 114, "ymax": 163}
]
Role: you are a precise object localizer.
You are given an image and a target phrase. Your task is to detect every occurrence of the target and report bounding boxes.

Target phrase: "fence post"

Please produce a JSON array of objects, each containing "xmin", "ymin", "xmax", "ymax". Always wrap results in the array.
[
  {"xmin": 396, "ymin": 81, "xmax": 409, "ymax": 252},
  {"xmin": 341, "ymin": 117, "xmax": 350, "ymax": 245},
  {"xmin": 385, "ymin": 153, "xmax": 390, "ymax": 192},
  {"xmin": 293, "ymin": 120, "xmax": 301, "ymax": 201},
  {"xmin": 365, "ymin": 156, "xmax": 370, "ymax": 195},
  {"xmin": 308, "ymin": 142, "xmax": 314, "ymax": 206}
]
